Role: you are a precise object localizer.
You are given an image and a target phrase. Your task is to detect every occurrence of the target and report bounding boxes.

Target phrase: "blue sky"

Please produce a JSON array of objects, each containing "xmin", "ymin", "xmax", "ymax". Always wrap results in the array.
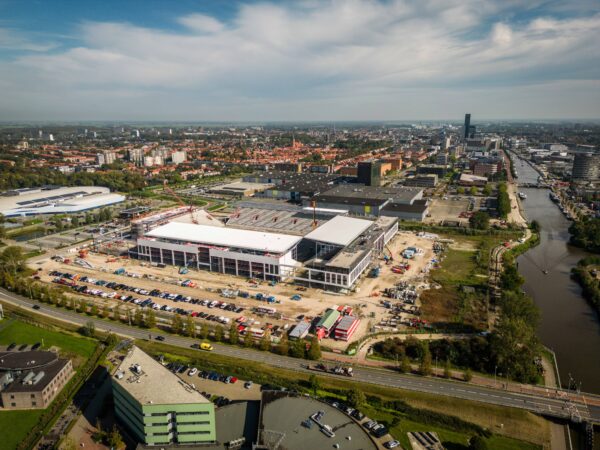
[{"xmin": 0, "ymin": 0, "xmax": 599, "ymax": 121}]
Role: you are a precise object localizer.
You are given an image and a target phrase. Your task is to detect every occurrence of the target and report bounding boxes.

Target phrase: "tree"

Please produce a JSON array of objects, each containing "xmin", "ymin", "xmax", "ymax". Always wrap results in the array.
[
  {"xmin": 107, "ymin": 426, "xmax": 125, "ymax": 450},
  {"xmin": 77, "ymin": 299, "xmax": 87, "ymax": 313},
  {"xmin": 468, "ymin": 435, "xmax": 488, "ymax": 450},
  {"xmin": 259, "ymin": 332, "xmax": 271, "ymax": 351},
  {"xmin": 199, "ymin": 323, "xmax": 209, "ymax": 340},
  {"xmin": 145, "ymin": 308, "xmax": 156, "ymax": 329},
  {"xmin": 290, "ymin": 339, "xmax": 306, "ymax": 358},
  {"xmin": 214, "ymin": 324, "xmax": 224, "ymax": 342},
  {"xmin": 90, "ymin": 303, "xmax": 99, "ymax": 317},
  {"xmin": 500, "ymin": 264, "xmax": 524, "ymax": 291},
  {"xmin": 457, "ymin": 187, "xmax": 465, "ymax": 195},
  {"xmin": 113, "ymin": 305, "xmax": 122, "ymax": 322},
  {"xmin": 229, "ymin": 322, "xmax": 239, "ymax": 345},
  {"xmin": 80, "ymin": 320, "xmax": 95, "ymax": 337},
  {"xmin": 308, "ymin": 374, "xmax": 320, "ymax": 395},
  {"xmin": 346, "ymin": 387, "xmax": 366, "ymax": 408},
  {"xmin": 134, "ymin": 308, "xmax": 144, "ymax": 327},
  {"xmin": 443, "ymin": 359, "xmax": 452, "ymax": 379},
  {"xmin": 470, "ymin": 186, "xmax": 478, "ymax": 196},
  {"xmin": 400, "ymin": 354, "xmax": 411, "ymax": 374},
  {"xmin": 186, "ymin": 316, "xmax": 196, "ymax": 338},
  {"xmin": 464, "ymin": 368, "xmax": 473, "ymax": 382},
  {"xmin": 530, "ymin": 219, "xmax": 541, "ymax": 233},
  {"xmin": 0, "ymin": 246, "xmax": 27, "ymax": 274},
  {"xmin": 307, "ymin": 335, "xmax": 321, "ymax": 360},
  {"xmin": 277, "ymin": 333, "xmax": 289, "ymax": 355},
  {"xmin": 470, "ymin": 211, "xmax": 490, "ymax": 230},
  {"xmin": 482, "ymin": 184, "xmax": 492, "ymax": 196},
  {"xmin": 419, "ymin": 342, "xmax": 432, "ymax": 376},
  {"xmin": 243, "ymin": 332, "xmax": 254, "ymax": 348},
  {"xmin": 101, "ymin": 304, "xmax": 110, "ymax": 319},
  {"xmin": 496, "ymin": 182, "xmax": 511, "ymax": 218},
  {"xmin": 171, "ymin": 314, "xmax": 184, "ymax": 335}
]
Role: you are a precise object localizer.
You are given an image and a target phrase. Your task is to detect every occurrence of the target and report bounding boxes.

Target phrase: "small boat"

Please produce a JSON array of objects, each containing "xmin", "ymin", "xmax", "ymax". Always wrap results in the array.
[
  {"xmin": 518, "ymin": 192, "xmax": 527, "ymax": 200},
  {"xmin": 543, "ymin": 270, "xmax": 549, "ymax": 275}
]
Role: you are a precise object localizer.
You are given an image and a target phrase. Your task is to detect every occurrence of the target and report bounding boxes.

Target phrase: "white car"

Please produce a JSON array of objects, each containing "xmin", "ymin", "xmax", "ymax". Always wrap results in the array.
[
  {"xmin": 188, "ymin": 367, "xmax": 198, "ymax": 376},
  {"xmin": 384, "ymin": 440, "xmax": 400, "ymax": 449}
]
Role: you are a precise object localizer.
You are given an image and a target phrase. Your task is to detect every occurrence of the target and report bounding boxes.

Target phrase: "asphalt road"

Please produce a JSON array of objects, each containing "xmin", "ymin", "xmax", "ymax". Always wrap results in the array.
[{"xmin": 1, "ymin": 287, "xmax": 598, "ymax": 424}]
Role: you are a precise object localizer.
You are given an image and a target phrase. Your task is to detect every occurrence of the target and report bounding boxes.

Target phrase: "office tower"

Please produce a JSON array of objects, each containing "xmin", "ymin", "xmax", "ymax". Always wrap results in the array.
[
  {"xmin": 464, "ymin": 114, "xmax": 471, "ymax": 139},
  {"xmin": 357, "ymin": 161, "xmax": 382, "ymax": 187}
]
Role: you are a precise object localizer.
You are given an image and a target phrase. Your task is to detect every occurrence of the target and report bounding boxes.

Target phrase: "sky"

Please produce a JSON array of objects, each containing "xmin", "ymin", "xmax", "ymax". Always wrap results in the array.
[{"xmin": 0, "ymin": 0, "xmax": 599, "ymax": 122}]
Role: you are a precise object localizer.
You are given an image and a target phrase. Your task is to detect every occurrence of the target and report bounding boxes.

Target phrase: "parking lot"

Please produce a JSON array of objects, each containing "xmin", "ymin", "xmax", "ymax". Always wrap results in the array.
[{"xmin": 176, "ymin": 365, "xmax": 262, "ymax": 401}]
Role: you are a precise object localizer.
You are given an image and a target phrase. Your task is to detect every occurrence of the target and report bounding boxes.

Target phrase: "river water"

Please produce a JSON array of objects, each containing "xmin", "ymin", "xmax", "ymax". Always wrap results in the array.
[{"xmin": 514, "ymin": 158, "xmax": 600, "ymax": 394}]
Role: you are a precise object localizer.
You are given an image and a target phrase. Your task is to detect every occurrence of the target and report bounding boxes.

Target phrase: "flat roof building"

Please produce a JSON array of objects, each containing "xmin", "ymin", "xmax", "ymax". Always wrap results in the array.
[
  {"xmin": 113, "ymin": 346, "xmax": 215, "ymax": 446},
  {"xmin": 137, "ymin": 222, "xmax": 301, "ymax": 281},
  {"xmin": 0, "ymin": 186, "xmax": 125, "ymax": 217}
]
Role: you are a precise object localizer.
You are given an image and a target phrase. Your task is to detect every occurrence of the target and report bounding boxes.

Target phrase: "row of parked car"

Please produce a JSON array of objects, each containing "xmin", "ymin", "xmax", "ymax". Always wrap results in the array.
[
  {"xmin": 6, "ymin": 342, "xmax": 41, "ymax": 351},
  {"xmin": 49, "ymin": 270, "xmax": 246, "ymax": 322}
]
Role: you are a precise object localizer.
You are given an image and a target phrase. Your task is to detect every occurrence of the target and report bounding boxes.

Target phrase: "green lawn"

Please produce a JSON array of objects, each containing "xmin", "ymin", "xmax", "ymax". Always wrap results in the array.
[
  {"xmin": 0, "ymin": 319, "xmax": 97, "ymax": 359},
  {"xmin": 0, "ymin": 320, "xmax": 99, "ymax": 449},
  {"xmin": 0, "ymin": 409, "xmax": 44, "ymax": 450},
  {"xmin": 361, "ymin": 405, "xmax": 541, "ymax": 450}
]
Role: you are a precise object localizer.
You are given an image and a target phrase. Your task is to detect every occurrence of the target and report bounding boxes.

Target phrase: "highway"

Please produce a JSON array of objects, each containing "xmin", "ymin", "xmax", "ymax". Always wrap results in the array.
[{"xmin": 1, "ymin": 287, "xmax": 599, "ymax": 424}]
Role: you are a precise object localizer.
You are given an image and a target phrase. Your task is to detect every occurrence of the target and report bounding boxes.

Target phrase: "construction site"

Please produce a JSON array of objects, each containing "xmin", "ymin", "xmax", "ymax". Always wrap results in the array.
[{"xmin": 31, "ymin": 180, "xmax": 443, "ymax": 348}]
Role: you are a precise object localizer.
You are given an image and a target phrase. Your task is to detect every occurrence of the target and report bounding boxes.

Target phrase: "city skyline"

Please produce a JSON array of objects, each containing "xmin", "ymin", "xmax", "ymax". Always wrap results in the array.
[{"xmin": 1, "ymin": 0, "xmax": 599, "ymax": 121}]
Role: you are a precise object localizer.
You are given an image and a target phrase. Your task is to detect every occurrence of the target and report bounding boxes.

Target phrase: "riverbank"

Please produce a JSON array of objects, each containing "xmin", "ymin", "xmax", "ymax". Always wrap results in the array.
[{"xmin": 513, "ymin": 154, "xmax": 600, "ymax": 394}]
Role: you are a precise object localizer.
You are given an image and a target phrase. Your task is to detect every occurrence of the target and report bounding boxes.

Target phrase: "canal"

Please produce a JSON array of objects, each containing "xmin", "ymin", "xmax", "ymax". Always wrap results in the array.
[{"xmin": 514, "ymin": 157, "xmax": 600, "ymax": 394}]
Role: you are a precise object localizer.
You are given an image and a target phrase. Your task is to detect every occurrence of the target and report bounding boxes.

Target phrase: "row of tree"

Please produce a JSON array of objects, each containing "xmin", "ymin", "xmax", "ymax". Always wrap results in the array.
[
  {"xmin": 496, "ymin": 182, "xmax": 511, "ymax": 218},
  {"xmin": 569, "ymin": 218, "xmax": 600, "ymax": 254},
  {"xmin": 0, "ymin": 161, "xmax": 146, "ymax": 192}
]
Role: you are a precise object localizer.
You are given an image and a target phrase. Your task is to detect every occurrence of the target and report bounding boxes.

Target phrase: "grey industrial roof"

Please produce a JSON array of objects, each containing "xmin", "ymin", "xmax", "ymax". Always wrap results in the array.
[
  {"xmin": 0, "ymin": 350, "xmax": 58, "ymax": 371},
  {"xmin": 321, "ymin": 184, "xmax": 423, "ymax": 203},
  {"xmin": 382, "ymin": 199, "xmax": 429, "ymax": 213},
  {"xmin": 260, "ymin": 395, "xmax": 377, "ymax": 450},
  {"xmin": 114, "ymin": 346, "xmax": 210, "ymax": 405},
  {"xmin": 3, "ymin": 358, "xmax": 70, "ymax": 393}
]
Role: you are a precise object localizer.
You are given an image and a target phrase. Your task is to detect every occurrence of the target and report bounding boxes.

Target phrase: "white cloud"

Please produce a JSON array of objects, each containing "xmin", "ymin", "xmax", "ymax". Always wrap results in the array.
[{"xmin": 0, "ymin": 0, "xmax": 599, "ymax": 120}]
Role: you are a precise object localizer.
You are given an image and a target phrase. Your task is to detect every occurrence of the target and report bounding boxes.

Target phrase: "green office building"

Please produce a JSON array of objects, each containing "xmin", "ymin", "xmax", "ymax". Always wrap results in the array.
[{"xmin": 112, "ymin": 346, "xmax": 215, "ymax": 446}]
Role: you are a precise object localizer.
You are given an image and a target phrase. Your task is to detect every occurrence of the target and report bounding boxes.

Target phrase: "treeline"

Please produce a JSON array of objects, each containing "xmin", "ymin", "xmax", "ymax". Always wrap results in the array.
[
  {"xmin": 569, "ymin": 218, "xmax": 600, "ymax": 254},
  {"xmin": 571, "ymin": 256, "xmax": 600, "ymax": 316},
  {"xmin": 496, "ymin": 182, "xmax": 511, "ymax": 218},
  {"xmin": 0, "ymin": 163, "xmax": 145, "ymax": 192}
]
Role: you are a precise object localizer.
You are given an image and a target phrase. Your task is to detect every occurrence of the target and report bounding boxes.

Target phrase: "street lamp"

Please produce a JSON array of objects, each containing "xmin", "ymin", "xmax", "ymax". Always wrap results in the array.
[{"xmin": 494, "ymin": 365, "xmax": 497, "ymax": 387}]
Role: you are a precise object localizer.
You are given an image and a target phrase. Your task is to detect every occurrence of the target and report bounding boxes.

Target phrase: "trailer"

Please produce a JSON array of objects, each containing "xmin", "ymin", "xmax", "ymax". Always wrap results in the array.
[{"xmin": 306, "ymin": 363, "xmax": 353, "ymax": 377}]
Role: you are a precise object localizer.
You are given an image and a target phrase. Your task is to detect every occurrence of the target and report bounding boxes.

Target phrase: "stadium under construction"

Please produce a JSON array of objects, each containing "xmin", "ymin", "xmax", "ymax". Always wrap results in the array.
[{"xmin": 133, "ymin": 204, "xmax": 398, "ymax": 291}]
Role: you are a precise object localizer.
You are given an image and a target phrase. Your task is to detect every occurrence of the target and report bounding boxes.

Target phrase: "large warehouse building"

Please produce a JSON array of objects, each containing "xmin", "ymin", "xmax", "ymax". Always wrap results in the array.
[
  {"xmin": 0, "ymin": 186, "xmax": 125, "ymax": 217},
  {"xmin": 135, "ymin": 212, "xmax": 398, "ymax": 291},
  {"xmin": 113, "ymin": 346, "xmax": 216, "ymax": 446}
]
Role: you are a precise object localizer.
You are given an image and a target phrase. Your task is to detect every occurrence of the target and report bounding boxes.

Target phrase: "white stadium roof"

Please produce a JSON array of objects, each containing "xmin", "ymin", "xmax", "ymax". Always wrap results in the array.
[
  {"xmin": 145, "ymin": 221, "xmax": 302, "ymax": 253},
  {"xmin": 304, "ymin": 215, "xmax": 373, "ymax": 247},
  {"xmin": 0, "ymin": 186, "xmax": 125, "ymax": 217}
]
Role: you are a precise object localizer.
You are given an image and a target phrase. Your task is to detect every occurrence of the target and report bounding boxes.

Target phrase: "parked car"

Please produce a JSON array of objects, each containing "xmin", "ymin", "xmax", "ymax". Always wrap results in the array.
[{"xmin": 384, "ymin": 440, "xmax": 400, "ymax": 449}]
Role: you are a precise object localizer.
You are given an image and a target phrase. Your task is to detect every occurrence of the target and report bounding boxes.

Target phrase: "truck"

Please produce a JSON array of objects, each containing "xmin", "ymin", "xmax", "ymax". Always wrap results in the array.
[{"xmin": 306, "ymin": 363, "xmax": 353, "ymax": 377}]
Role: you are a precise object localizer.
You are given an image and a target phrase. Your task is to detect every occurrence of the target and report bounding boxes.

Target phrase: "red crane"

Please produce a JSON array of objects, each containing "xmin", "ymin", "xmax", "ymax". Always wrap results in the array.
[{"xmin": 163, "ymin": 180, "xmax": 199, "ymax": 224}]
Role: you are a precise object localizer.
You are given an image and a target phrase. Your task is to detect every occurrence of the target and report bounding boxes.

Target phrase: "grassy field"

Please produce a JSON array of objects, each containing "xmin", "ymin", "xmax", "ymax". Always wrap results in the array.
[
  {"xmin": 361, "ymin": 405, "xmax": 540, "ymax": 450},
  {"xmin": 0, "ymin": 319, "xmax": 100, "ymax": 449},
  {"xmin": 0, "ymin": 319, "xmax": 97, "ymax": 362},
  {"xmin": 0, "ymin": 409, "xmax": 44, "ymax": 450},
  {"xmin": 420, "ymin": 233, "xmax": 519, "ymax": 329},
  {"xmin": 136, "ymin": 340, "xmax": 549, "ymax": 448}
]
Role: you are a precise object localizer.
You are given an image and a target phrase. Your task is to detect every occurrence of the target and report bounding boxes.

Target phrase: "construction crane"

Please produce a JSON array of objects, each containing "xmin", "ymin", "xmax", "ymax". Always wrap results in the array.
[
  {"xmin": 311, "ymin": 200, "xmax": 318, "ymax": 229},
  {"xmin": 162, "ymin": 180, "xmax": 199, "ymax": 224}
]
